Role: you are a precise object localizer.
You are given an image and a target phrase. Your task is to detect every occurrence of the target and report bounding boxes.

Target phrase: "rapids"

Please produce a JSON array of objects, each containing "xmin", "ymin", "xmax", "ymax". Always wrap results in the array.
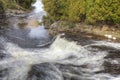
[{"xmin": 0, "ymin": 0, "xmax": 120, "ymax": 80}]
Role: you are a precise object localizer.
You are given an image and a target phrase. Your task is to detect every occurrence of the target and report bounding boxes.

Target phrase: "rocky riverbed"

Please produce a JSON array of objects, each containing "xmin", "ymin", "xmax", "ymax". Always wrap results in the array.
[{"xmin": 0, "ymin": 0, "xmax": 120, "ymax": 80}]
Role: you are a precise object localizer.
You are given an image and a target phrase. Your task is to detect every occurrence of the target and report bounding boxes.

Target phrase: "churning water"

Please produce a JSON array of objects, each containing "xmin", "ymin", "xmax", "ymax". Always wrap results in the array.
[{"xmin": 0, "ymin": 0, "xmax": 120, "ymax": 80}]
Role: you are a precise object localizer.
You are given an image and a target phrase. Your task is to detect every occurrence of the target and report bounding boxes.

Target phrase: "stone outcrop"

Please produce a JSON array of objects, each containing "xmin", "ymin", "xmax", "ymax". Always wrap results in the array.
[
  {"xmin": 5, "ymin": 9, "xmax": 26, "ymax": 17},
  {"xmin": 45, "ymin": 21, "xmax": 120, "ymax": 42}
]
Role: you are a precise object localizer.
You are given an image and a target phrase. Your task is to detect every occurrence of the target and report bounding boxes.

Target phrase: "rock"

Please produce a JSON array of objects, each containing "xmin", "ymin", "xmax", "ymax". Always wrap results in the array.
[
  {"xmin": 27, "ymin": 63, "xmax": 63, "ymax": 80},
  {"xmin": 102, "ymin": 25, "xmax": 109, "ymax": 31},
  {"xmin": 0, "ymin": 43, "xmax": 7, "ymax": 59},
  {"xmin": 0, "ymin": 49, "xmax": 10, "ymax": 60},
  {"xmin": 46, "ymin": 21, "xmax": 120, "ymax": 42},
  {"xmin": 27, "ymin": 63, "xmax": 92, "ymax": 80},
  {"xmin": 103, "ymin": 61, "xmax": 120, "ymax": 75},
  {"xmin": 0, "ymin": 52, "xmax": 6, "ymax": 60},
  {"xmin": 89, "ymin": 45, "xmax": 117, "ymax": 51},
  {"xmin": 18, "ymin": 22, "xmax": 28, "ymax": 29},
  {"xmin": 27, "ymin": 19, "xmax": 39, "ymax": 28},
  {"xmin": 0, "ymin": 68, "xmax": 8, "ymax": 78},
  {"xmin": 5, "ymin": 9, "xmax": 25, "ymax": 17},
  {"xmin": 105, "ymin": 50, "xmax": 120, "ymax": 59},
  {"xmin": 55, "ymin": 63, "xmax": 92, "ymax": 80},
  {"xmin": 18, "ymin": 19, "xmax": 39, "ymax": 29}
]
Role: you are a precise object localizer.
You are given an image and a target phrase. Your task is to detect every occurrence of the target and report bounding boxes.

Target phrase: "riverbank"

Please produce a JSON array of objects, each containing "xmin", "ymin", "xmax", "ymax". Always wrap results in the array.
[
  {"xmin": 5, "ymin": 9, "xmax": 30, "ymax": 17},
  {"xmin": 44, "ymin": 21, "xmax": 120, "ymax": 43},
  {"xmin": 0, "ymin": 9, "xmax": 31, "ymax": 30},
  {"xmin": 0, "ymin": 0, "xmax": 34, "ymax": 25}
]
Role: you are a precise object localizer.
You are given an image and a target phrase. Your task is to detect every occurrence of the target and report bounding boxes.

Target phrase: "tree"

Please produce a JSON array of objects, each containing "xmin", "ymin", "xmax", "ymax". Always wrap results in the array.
[
  {"xmin": 86, "ymin": 0, "xmax": 120, "ymax": 24},
  {"xmin": 42, "ymin": 0, "xmax": 120, "ymax": 24},
  {"xmin": 67, "ymin": 0, "xmax": 85, "ymax": 22}
]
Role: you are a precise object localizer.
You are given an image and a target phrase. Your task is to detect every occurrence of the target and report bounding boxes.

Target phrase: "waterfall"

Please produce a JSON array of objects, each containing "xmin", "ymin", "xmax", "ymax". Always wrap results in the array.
[
  {"xmin": 0, "ymin": 0, "xmax": 119, "ymax": 80},
  {"xmin": 32, "ymin": 0, "xmax": 44, "ymax": 13}
]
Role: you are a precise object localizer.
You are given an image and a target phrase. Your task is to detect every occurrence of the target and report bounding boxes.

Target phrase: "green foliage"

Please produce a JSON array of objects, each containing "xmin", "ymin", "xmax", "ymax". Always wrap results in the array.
[
  {"xmin": 42, "ymin": 0, "xmax": 120, "ymax": 24},
  {"xmin": 86, "ymin": 0, "xmax": 120, "ymax": 24},
  {"xmin": 16, "ymin": 0, "xmax": 33, "ymax": 9},
  {"xmin": 43, "ymin": 16, "xmax": 54, "ymax": 26},
  {"xmin": 68, "ymin": 0, "xmax": 86, "ymax": 22},
  {"xmin": 42, "ymin": 0, "xmax": 60, "ymax": 20},
  {"xmin": 0, "ymin": 0, "xmax": 34, "ymax": 10}
]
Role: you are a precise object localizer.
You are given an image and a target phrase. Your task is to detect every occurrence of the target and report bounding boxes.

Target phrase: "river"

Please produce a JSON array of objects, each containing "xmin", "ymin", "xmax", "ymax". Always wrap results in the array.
[{"xmin": 0, "ymin": 0, "xmax": 120, "ymax": 80}]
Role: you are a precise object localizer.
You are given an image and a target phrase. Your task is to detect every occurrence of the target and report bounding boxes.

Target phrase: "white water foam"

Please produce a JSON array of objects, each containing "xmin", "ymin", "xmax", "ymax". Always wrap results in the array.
[
  {"xmin": 0, "ymin": 34, "xmax": 120, "ymax": 80},
  {"xmin": 0, "ymin": 35, "xmax": 107, "ymax": 80}
]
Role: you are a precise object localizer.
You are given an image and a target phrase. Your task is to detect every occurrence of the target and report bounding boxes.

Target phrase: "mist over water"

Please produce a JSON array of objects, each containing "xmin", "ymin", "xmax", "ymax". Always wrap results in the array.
[{"xmin": 0, "ymin": 0, "xmax": 120, "ymax": 80}]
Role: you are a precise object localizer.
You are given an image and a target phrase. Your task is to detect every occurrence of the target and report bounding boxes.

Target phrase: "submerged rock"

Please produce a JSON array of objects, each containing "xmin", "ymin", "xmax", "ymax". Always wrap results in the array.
[
  {"xmin": 27, "ymin": 63, "xmax": 63, "ymax": 80},
  {"xmin": 18, "ymin": 19, "xmax": 40, "ymax": 29},
  {"xmin": 0, "ymin": 68, "xmax": 9, "ymax": 79},
  {"xmin": 0, "ymin": 45, "xmax": 10, "ymax": 60},
  {"xmin": 27, "ymin": 19, "xmax": 39, "ymax": 28},
  {"xmin": 103, "ymin": 61, "xmax": 120, "ymax": 75},
  {"xmin": 28, "ymin": 63, "xmax": 93, "ymax": 80},
  {"xmin": 18, "ymin": 22, "xmax": 28, "ymax": 29},
  {"xmin": 0, "ymin": 51, "xmax": 6, "ymax": 60},
  {"xmin": 105, "ymin": 50, "xmax": 120, "ymax": 59}
]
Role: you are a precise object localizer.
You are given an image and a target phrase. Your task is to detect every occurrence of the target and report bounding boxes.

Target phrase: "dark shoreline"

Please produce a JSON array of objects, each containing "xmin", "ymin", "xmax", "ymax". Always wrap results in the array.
[{"xmin": 44, "ymin": 21, "xmax": 120, "ymax": 44}]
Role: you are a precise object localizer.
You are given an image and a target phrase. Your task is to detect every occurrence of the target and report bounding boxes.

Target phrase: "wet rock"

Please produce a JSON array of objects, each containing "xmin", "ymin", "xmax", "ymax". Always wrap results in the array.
[
  {"xmin": 0, "ymin": 49, "xmax": 10, "ymax": 60},
  {"xmin": 27, "ymin": 63, "xmax": 63, "ymax": 80},
  {"xmin": 89, "ymin": 45, "xmax": 117, "ymax": 51},
  {"xmin": 17, "ymin": 19, "xmax": 39, "ymax": 29},
  {"xmin": 103, "ymin": 61, "xmax": 120, "ymax": 75},
  {"xmin": 55, "ymin": 63, "xmax": 82, "ymax": 75},
  {"xmin": 0, "ymin": 68, "xmax": 9, "ymax": 80},
  {"xmin": 0, "ymin": 52, "xmax": 6, "ymax": 60},
  {"xmin": 63, "ymin": 73, "xmax": 91, "ymax": 80},
  {"xmin": 0, "ymin": 68, "xmax": 8, "ymax": 78},
  {"xmin": 28, "ymin": 63, "xmax": 92, "ymax": 80},
  {"xmin": 5, "ymin": 9, "xmax": 25, "ymax": 17},
  {"xmin": 27, "ymin": 19, "xmax": 39, "ymax": 28},
  {"xmin": 55, "ymin": 63, "xmax": 92, "ymax": 80},
  {"xmin": 46, "ymin": 21, "xmax": 120, "ymax": 43},
  {"xmin": 64, "ymin": 32, "xmax": 94, "ymax": 46},
  {"xmin": 0, "ymin": 43, "xmax": 8, "ymax": 59},
  {"xmin": 105, "ymin": 50, "xmax": 120, "ymax": 59},
  {"xmin": 18, "ymin": 22, "xmax": 28, "ymax": 29}
]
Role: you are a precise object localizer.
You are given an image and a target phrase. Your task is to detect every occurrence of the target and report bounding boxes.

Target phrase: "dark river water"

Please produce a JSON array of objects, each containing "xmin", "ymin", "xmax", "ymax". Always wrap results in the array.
[{"xmin": 0, "ymin": 0, "xmax": 120, "ymax": 80}]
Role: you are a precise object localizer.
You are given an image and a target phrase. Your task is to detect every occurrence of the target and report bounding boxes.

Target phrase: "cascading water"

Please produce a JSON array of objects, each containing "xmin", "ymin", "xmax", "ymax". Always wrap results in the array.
[
  {"xmin": 0, "ymin": 0, "xmax": 120, "ymax": 80},
  {"xmin": 32, "ymin": 0, "xmax": 44, "ymax": 13}
]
